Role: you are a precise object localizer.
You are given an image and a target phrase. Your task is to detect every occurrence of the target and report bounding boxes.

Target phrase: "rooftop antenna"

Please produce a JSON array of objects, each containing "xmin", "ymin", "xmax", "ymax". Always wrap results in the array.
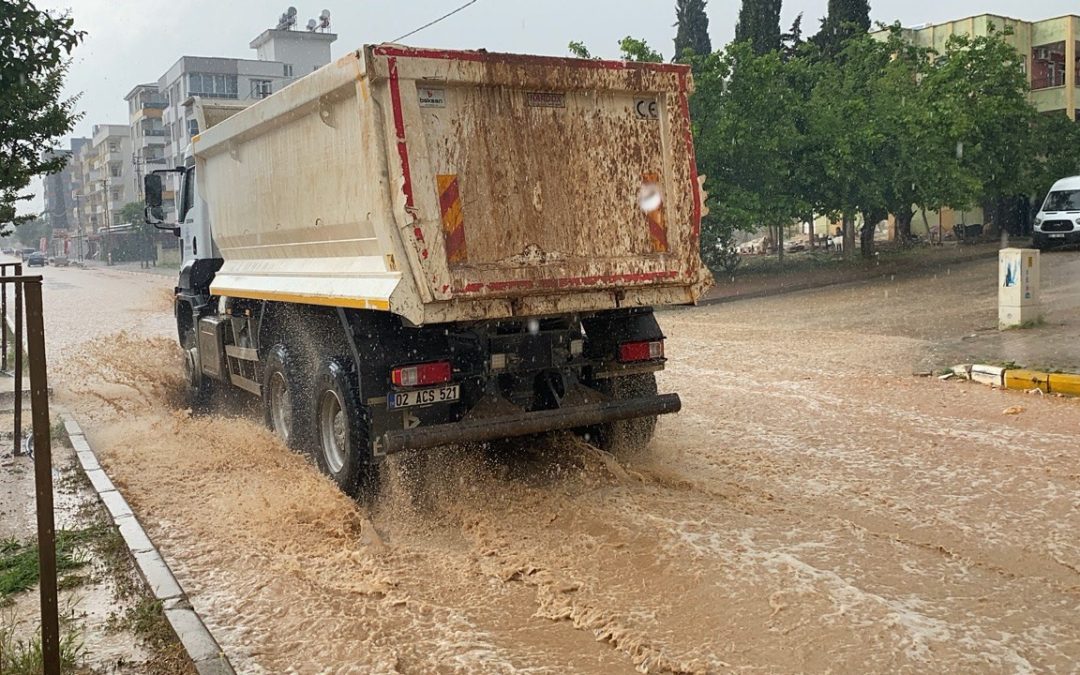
[{"xmin": 319, "ymin": 9, "xmax": 331, "ymax": 32}]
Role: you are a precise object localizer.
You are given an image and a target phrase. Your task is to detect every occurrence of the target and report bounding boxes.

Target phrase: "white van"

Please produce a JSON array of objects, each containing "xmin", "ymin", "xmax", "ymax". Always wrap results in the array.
[{"xmin": 1033, "ymin": 176, "xmax": 1080, "ymax": 250}]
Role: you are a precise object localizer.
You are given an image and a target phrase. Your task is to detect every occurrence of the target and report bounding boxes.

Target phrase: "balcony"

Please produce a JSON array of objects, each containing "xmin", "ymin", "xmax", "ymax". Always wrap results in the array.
[{"xmin": 1031, "ymin": 75, "xmax": 1065, "ymax": 91}]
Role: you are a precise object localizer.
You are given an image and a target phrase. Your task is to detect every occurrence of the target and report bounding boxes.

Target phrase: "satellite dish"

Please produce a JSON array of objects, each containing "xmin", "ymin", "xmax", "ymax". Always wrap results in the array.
[{"xmin": 306, "ymin": 18, "xmax": 317, "ymax": 31}]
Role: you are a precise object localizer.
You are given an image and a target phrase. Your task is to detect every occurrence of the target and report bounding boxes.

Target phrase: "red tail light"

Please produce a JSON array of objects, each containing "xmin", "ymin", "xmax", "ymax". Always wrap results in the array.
[
  {"xmin": 618, "ymin": 340, "xmax": 664, "ymax": 363},
  {"xmin": 392, "ymin": 361, "xmax": 452, "ymax": 387}
]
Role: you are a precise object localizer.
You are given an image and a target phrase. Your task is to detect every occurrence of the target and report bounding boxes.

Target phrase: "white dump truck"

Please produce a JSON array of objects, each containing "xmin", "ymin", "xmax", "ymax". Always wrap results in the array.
[{"xmin": 144, "ymin": 45, "xmax": 711, "ymax": 496}]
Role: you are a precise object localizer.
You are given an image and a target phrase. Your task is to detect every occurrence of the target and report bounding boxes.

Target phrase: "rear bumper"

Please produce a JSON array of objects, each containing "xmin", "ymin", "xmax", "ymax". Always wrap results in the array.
[{"xmin": 380, "ymin": 393, "xmax": 681, "ymax": 454}]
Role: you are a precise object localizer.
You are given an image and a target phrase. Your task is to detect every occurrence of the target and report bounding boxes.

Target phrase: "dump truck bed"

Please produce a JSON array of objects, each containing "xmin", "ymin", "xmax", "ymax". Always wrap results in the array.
[{"xmin": 194, "ymin": 45, "xmax": 709, "ymax": 326}]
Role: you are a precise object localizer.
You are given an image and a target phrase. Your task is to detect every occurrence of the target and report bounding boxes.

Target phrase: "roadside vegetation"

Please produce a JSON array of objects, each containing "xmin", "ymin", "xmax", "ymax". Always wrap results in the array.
[
  {"xmin": 1, "ymin": 420, "xmax": 193, "ymax": 673},
  {"xmin": 572, "ymin": 0, "xmax": 1080, "ymax": 274}
]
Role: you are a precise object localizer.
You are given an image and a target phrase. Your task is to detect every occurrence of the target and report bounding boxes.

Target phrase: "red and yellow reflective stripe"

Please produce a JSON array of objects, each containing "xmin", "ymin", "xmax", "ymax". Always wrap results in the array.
[{"xmin": 438, "ymin": 174, "xmax": 468, "ymax": 263}]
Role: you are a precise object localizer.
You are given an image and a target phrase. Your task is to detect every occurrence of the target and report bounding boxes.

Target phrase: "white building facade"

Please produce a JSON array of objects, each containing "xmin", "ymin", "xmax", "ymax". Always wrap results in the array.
[{"xmin": 158, "ymin": 28, "xmax": 337, "ymax": 170}]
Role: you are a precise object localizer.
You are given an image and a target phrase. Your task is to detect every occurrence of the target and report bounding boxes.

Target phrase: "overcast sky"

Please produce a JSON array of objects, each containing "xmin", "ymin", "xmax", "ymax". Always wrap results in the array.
[{"xmin": 23, "ymin": 0, "xmax": 1078, "ymax": 215}]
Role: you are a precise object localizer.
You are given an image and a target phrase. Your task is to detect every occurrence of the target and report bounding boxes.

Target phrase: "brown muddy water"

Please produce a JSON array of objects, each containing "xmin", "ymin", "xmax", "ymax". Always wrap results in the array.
[{"xmin": 38, "ymin": 264, "xmax": 1080, "ymax": 673}]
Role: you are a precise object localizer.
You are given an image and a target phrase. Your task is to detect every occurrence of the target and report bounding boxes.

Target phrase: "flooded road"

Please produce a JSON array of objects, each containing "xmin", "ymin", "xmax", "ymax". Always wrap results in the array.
[{"xmin": 39, "ymin": 260, "xmax": 1080, "ymax": 672}]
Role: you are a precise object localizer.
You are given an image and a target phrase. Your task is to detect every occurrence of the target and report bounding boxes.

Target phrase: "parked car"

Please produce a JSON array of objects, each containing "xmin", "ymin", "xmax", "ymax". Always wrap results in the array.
[
  {"xmin": 25, "ymin": 252, "xmax": 46, "ymax": 267},
  {"xmin": 1033, "ymin": 175, "xmax": 1080, "ymax": 250},
  {"xmin": 50, "ymin": 255, "xmax": 70, "ymax": 267}
]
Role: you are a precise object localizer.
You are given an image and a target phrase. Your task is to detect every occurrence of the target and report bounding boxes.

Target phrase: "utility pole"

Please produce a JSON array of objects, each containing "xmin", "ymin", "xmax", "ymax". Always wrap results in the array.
[
  {"xmin": 100, "ymin": 178, "xmax": 113, "ymax": 265},
  {"xmin": 71, "ymin": 194, "xmax": 85, "ymax": 261}
]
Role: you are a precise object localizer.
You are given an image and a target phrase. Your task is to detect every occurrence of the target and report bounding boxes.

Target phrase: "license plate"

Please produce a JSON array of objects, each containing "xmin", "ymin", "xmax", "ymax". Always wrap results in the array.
[
  {"xmin": 388, "ymin": 385, "xmax": 460, "ymax": 409},
  {"xmin": 1049, "ymin": 233, "xmax": 1066, "ymax": 239}
]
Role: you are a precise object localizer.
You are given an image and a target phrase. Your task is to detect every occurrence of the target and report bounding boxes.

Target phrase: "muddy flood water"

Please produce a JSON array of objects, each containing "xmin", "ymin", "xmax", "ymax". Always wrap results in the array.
[{"xmin": 38, "ymin": 262, "xmax": 1080, "ymax": 673}]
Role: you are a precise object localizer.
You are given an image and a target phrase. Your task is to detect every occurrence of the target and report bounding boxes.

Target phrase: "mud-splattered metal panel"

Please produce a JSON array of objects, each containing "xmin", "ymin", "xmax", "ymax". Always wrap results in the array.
[{"xmin": 370, "ymin": 46, "xmax": 703, "ymax": 305}]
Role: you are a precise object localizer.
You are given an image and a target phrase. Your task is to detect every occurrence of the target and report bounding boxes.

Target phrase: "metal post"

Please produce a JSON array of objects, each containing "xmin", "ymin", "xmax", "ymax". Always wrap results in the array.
[
  {"xmin": 1, "ymin": 266, "xmax": 7, "ymax": 370},
  {"xmin": 24, "ymin": 278, "xmax": 59, "ymax": 675},
  {"xmin": 13, "ymin": 263, "xmax": 23, "ymax": 455}
]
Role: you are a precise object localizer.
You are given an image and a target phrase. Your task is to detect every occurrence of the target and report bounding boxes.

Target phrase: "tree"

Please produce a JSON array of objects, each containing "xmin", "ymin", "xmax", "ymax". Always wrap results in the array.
[
  {"xmin": 119, "ymin": 201, "xmax": 143, "ymax": 226},
  {"xmin": 14, "ymin": 215, "xmax": 47, "ymax": 248},
  {"xmin": 0, "ymin": 1, "xmax": 85, "ymax": 231},
  {"xmin": 567, "ymin": 41, "xmax": 593, "ymax": 59},
  {"xmin": 618, "ymin": 36, "xmax": 663, "ymax": 63},
  {"xmin": 674, "ymin": 0, "xmax": 712, "ymax": 61},
  {"xmin": 865, "ymin": 26, "xmax": 967, "ymax": 245},
  {"xmin": 735, "ymin": 0, "xmax": 782, "ymax": 55},
  {"xmin": 806, "ymin": 35, "xmax": 892, "ymax": 257},
  {"xmin": 694, "ymin": 43, "xmax": 807, "ymax": 262},
  {"xmin": 921, "ymin": 26, "xmax": 1034, "ymax": 234},
  {"xmin": 1024, "ymin": 112, "xmax": 1080, "ymax": 223},
  {"xmin": 780, "ymin": 13, "xmax": 805, "ymax": 61},
  {"xmin": 118, "ymin": 201, "xmax": 158, "ymax": 266},
  {"xmin": 814, "ymin": 0, "xmax": 870, "ymax": 57}
]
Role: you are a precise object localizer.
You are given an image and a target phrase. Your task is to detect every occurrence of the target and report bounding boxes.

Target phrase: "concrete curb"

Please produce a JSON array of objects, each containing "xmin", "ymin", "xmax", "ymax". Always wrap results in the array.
[
  {"xmin": 60, "ymin": 414, "xmax": 235, "ymax": 675},
  {"xmin": 950, "ymin": 364, "xmax": 1080, "ymax": 397}
]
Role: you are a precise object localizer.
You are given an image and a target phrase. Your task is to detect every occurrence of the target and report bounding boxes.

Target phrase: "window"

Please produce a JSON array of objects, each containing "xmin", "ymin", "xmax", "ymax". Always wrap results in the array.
[
  {"xmin": 108, "ymin": 142, "xmax": 119, "ymax": 153},
  {"xmin": 1042, "ymin": 190, "xmax": 1080, "ymax": 212},
  {"xmin": 1031, "ymin": 41, "xmax": 1065, "ymax": 89},
  {"xmin": 110, "ymin": 165, "xmax": 121, "ymax": 178},
  {"xmin": 187, "ymin": 118, "xmax": 199, "ymax": 138},
  {"xmin": 186, "ymin": 72, "xmax": 238, "ymax": 99},
  {"xmin": 179, "ymin": 168, "xmax": 195, "ymax": 222},
  {"xmin": 251, "ymin": 79, "xmax": 272, "ymax": 99},
  {"xmin": 283, "ymin": 64, "xmax": 293, "ymax": 77}
]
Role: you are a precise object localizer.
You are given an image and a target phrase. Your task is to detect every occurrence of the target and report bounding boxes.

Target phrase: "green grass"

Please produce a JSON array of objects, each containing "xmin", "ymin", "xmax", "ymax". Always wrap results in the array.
[
  {"xmin": 0, "ymin": 612, "xmax": 85, "ymax": 674},
  {"xmin": 0, "ymin": 528, "xmax": 103, "ymax": 600},
  {"xmin": 1002, "ymin": 316, "xmax": 1046, "ymax": 330},
  {"xmin": 107, "ymin": 597, "xmax": 177, "ymax": 650},
  {"xmin": 49, "ymin": 418, "xmax": 68, "ymax": 447}
]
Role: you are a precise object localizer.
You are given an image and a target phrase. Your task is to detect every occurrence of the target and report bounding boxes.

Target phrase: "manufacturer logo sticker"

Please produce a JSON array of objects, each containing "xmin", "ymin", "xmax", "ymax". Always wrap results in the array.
[
  {"xmin": 526, "ymin": 92, "xmax": 566, "ymax": 108},
  {"xmin": 419, "ymin": 87, "xmax": 446, "ymax": 108}
]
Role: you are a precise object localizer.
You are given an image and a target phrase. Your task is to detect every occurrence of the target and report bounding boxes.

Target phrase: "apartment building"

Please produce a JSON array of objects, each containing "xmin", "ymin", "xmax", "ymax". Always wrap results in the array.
[
  {"xmin": 158, "ymin": 27, "xmax": 336, "ymax": 170},
  {"xmin": 40, "ymin": 137, "xmax": 89, "ymax": 236},
  {"xmin": 124, "ymin": 84, "xmax": 168, "ymax": 201},
  {"xmin": 892, "ymin": 14, "xmax": 1079, "ymax": 119},
  {"xmin": 68, "ymin": 125, "xmax": 136, "ymax": 259}
]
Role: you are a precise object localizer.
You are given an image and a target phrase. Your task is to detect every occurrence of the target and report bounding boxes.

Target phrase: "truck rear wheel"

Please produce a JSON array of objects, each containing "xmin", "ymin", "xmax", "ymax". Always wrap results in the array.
[
  {"xmin": 596, "ymin": 373, "xmax": 658, "ymax": 457},
  {"xmin": 312, "ymin": 357, "xmax": 379, "ymax": 499},
  {"xmin": 262, "ymin": 343, "xmax": 311, "ymax": 451}
]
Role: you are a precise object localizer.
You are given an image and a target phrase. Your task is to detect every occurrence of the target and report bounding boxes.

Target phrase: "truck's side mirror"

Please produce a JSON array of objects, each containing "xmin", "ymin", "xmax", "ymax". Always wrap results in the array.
[{"xmin": 144, "ymin": 173, "xmax": 163, "ymax": 208}]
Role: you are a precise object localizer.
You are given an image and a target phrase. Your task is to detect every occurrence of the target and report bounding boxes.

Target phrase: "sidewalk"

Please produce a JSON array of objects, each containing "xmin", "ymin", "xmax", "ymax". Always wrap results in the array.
[
  {"xmin": 74, "ymin": 257, "xmax": 179, "ymax": 278},
  {"xmin": 703, "ymin": 241, "xmax": 1007, "ymax": 304}
]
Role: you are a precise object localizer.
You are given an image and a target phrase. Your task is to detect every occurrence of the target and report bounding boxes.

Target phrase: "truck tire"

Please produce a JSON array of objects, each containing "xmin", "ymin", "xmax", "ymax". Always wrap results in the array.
[
  {"xmin": 596, "ymin": 373, "xmax": 658, "ymax": 457},
  {"xmin": 181, "ymin": 330, "xmax": 214, "ymax": 411},
  {"xmin": 311, "ymin": 356, "xmax": 379, "ymax": 499},
  {"xmin": 262, "ymin": 343, "xmax": 311, "ymax": 451}
]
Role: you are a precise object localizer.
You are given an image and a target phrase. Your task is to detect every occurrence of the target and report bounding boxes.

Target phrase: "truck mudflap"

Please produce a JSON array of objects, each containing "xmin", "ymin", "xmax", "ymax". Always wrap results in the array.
[{"xmin": 380, "ymin": 393, "xmax": 681, "ymax": 454}]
